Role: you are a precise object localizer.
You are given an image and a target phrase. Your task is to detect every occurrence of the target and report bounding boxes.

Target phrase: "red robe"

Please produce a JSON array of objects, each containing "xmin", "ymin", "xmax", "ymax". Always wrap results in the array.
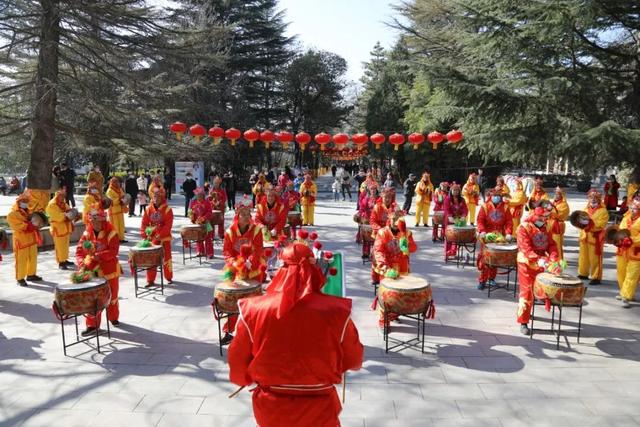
[
  {"xmin": 371, "ymin": 227, "xmax": 417, "ymax": 281},
  {"xmin": 369, "ymin": 200, "xmax": 396, "ymax": 235},
  {"xmin": 228, "ymin": 292, "xmax": 363, "ymax": 427},
  {"xmin": 516, "ymin": 221, "xmax": 559, "ymax": 324},
  {"xmin": 255, "ymin": 199, "xmax": 287, "ymax": 238},
  {"xmin": 76, "ymin": 222, "xmax": 121, "ymax": 328},
  {"xmin": 432, "ymin": 189, "xmax": 448, "ymax": 240},
  {"xmin": 443, "ymin": 196, "xmax": 468, "ymax": 257},
  {"xmin": 189, "ymin": 198, "xmax": 214, "ymax": 258},
  {"xmin": 141, "ymin": 202, "xmax": 173, "ymax": 282},
  {"xmin": 604, "ymin": 182, "xmax": 620, "ymax": 210},
  {"xmin": 477, "ymin": 202, "xmax": 513, "ymax": 282}
]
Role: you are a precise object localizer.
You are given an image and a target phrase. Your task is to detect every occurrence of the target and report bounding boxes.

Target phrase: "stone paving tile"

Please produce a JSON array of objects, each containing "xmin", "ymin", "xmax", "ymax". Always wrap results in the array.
[
  {"xmin": 156, "ymin": 413, "xmax": 256, "ymax": 427},
  {"xmin": 18, "ymin": 409, "xmax": 98, "ymax": 427},
  {"xmin": 364, "ymin": 419, "xmax": 435, "ymax": 427},
  {"xmin": 581, "ymin": 397, "xmax": 640, "ymax": 417},
  {"xmin": 134, "ymin": 394, "xmax": 204, "ymax": 414},
  {"xmin": 455, "ymin": 399, "xmax": 524, "ymax": 418},
  {"xmin": 91, "ymin": 411, "xmax": 163, "ymax": 427},
  {"xmin": 360, "ymin": 383, "xmax": 423, "ymax": 401},
  {"xmin": 341, "ymin": 400, "xmax": 396, "ymax": 420},
  {"xmin": 433, "ymin": 419, "xmax": 502, "ymax": 427},
  {"xmin": 478, "ymin": 383, "xmax": 547, "ymax": 399},
  {"xmin": 499, "ymin": 416, "xmax": 640, "ymax": 427},
  {"xmin": 72, "ymin": 391, "xmax": 144, "ymax": 412}
]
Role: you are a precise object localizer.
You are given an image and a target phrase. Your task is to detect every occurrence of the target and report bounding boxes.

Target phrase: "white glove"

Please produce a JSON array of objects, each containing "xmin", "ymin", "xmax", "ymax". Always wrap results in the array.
[
  {"xmin": 244, "ymin": 260, "xmax": 252, "ymax": 271},
  {"xmin": 271, "ymin": 229, "xmax": 277, "ymax": 237},
  {"xmin": 505, "ymin": 234, "xmax": 513, "ymax": 242},
  {"xmin": 537, "ymin": 258, "xmax": 547, "ymax": 269},
  {"xmin": 478, "ymin": 232, "xmax": 487, "ymax": 240}
]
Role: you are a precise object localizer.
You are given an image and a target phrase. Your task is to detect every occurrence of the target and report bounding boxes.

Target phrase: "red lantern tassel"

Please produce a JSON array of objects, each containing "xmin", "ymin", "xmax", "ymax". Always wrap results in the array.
[{"xmin": 370, "ymin": 296, "xmax": 378, "ymax": 311}]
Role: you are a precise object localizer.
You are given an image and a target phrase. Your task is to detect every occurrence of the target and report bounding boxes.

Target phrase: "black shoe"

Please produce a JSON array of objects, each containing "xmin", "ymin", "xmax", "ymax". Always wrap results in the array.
[
  {"xmin": 59, "ymin": 263, "xmax": 69, "ymax": 270},
  {"xmin": 120, "ymin": 240, "xmax": 128, "ymax": 243},
  {"xmin": 424, "ymin": 224, "xmax": 429, "ymax": 227},
  {"xmin": 577, "ymin": 275, "xmax": 588, "ymax": 280},
  {"xmin": 167, "ymin": 280, "xmax": 173, "ymax": 284},
  {"xmin": 220, "ymin": 333, "xmax": 234, "ymax": 346},
  {"xmin": 589, "ymin": 279, "xmax": 601, "ymax": 286},
  {"xmin": 520, "ymin": 324, "xmax": 530, "ymax": 336},
  {"xmin": 26, "ymin": 275, "xmax": 42, "ymax": 282},
  {"xmin": 145, "ymin": 282, "xmax": 155, "ymax": 288},
  {"xmin": 63, "ymin": 260, "xmax": 75, "ymax": 267},
  {"xmin": 111, "ymin": 320, "xmax": 120, "ymax": 326},
  {"xmin": 17, "ymin": 279, "xmax": 27, "ymax": 287},
  {"xmin": 81, "ymin": 327, "xmax": 97, "ymax": 337}
]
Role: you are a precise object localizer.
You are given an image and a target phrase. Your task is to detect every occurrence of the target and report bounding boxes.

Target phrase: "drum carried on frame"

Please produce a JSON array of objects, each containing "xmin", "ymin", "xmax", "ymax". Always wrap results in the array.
[
  {"xmin": 445, "ymin": 225, "xmax": 476, "ymax": 244},
  {"xmin": 214, "ymin": 279, "xmax": 263, "ymax": 314},
  {"xmin": 65, "ymin": 208, "xmax": 81, "ymax": 222},
  {"xmin": 53, "ymin": 279, "xmax": 111, "ymax": 316},
  {"xmin": 359, "ymin": 224, "xmax": 374, "ymax": 244},
  {"xmin": 534, "ymin": 273, "xmax": 586, "ymax": 306},
  {"xmin": 180, "ymin": 224, "xmax": 207, "ymax": 241},
  {"xmin": 122, "ymin": 194, "xmax": 132, "ymax": 207},
  {"xmin": 484, "ymin": 243, "xmax": 517, "ymax": 268},
  {"xmin": 211, "ymin": 210, "xmax": 224, "ymax": 226},
  {"xmin": 129, "ymin": 245, "xmax": 163, "ymax": 268},
  {"xmin": 29, "ymin": 211, "xmax": 48, "ymax": 228},
  {"xmin": 287, "ymin": 211, "xmax": 302, "ymax": 227},
  {"xmin": 378, "ymin": 275, "xmax": 433, "ymax": 315},
  {"xmin": 432, "ymin": 211, "xmax": 445, "ymax": 225}
]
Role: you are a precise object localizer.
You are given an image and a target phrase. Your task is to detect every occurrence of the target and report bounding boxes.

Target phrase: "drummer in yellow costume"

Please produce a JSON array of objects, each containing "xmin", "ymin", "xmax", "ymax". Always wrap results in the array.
[
  {"xmin": 299, "ymin": 173, "xmax": 317, "ymax": 226},
  {"xmin": 615, "ymin": 197, "xmax": 640, "ymax": 307},
  {"xmin": 462, "ymin": 173, "xmax": 480, "ymax": 225},
  {"xmin": 83, "ymin": 181, "xmax": 102, "ymax": 223},
  {"xmin": 414, "ymin": 172, "xmax": 434, "ymax": 227},
  {"xmin": 46, "ymin": 188, "xmax": 76, "ymax": 270},
  {"xmin": 578, "ymin": 189, "xmax": 609, "ymax": 285},
  {"xmin": 496, "ymin": 176, "xmax": 510, "ymax": 197},
  {"xmin": 106, "ymin": 177, "xmax": 128, "ymax": 242},
  {"xmin": 8, "ymin": 192, "xmax": 43, "ymax": 286},
  {"xmin": 547, "ymin": 187, "xmax": 569, "ymax": 260},
  {"xmin": 508, "ymin": 179, "xmax": 527, "ymax": 231},
  {"xmin": 87, "ymin": 165, "xmax": 104, "ymax": 194}
]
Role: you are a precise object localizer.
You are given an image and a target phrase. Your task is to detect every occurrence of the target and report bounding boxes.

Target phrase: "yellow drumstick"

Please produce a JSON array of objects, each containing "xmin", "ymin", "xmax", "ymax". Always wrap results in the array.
[
  {"xmin": 228, "ymin": 385, "xmax": 245, "ymax": 399},
  {"xmin": 342, "ymin": 373, "xmax": 346, "ymax": 403}
]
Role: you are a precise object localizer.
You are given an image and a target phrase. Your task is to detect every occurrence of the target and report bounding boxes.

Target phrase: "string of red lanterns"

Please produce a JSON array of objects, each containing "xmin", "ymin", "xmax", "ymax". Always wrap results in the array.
[{"xmin": 169, "ymin": 122, "xmax": 464, "ymax": 150}]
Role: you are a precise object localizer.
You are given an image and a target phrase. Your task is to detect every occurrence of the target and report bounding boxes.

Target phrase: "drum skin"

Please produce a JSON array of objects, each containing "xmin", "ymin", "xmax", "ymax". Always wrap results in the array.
[
  {"xmin": 433, "ymin": 211, "xmax": 444, "ymax": 225},
  {"xmin": 445, "ymin": 226, "xmax": 476, "ymax": 244},
  {"xmin": 210, "ymin": 210, "xmax": 224, "ymax": 226},
  {"xmin": 534, "ymin": 273, "xmax": 586, "ymax": 306},
  {"xmin": 29, "ymin": 212, "xmax": 48, "ymax": 228},
  {"xmin": 54, "ymin": 279, "xmax": 111, "ymax": 316},
  {"xmin": 360, "ymin": 224, "xmax": 374, "ymax": 244},
  {"xmin": 485, "ymin": 243, "xmax": 517, "ymax": 268},
  {"xmin": 122, "ymin": 194, "xmax": 132, "ymax": 206},
  {"xmin": 214, "ymin": 280, "xmax": 263, "ymax": 313},
  {"xmin": 378, "ymin": 276, "xmax": 433, "ymax": 315},
  {"xmin": 288, "ymin": 212, "xmax": 302, "ymax": 227},
  {"xmin": 181, "ymin": 224, "xmax": 207, "ymax": 241},
  {"xmin": 353, "ymin": 213, "xmax": 361, "ymax": 224},
  {"xmin": 129, "ymin": 246, "xmax": 163, "ymax": 268}
]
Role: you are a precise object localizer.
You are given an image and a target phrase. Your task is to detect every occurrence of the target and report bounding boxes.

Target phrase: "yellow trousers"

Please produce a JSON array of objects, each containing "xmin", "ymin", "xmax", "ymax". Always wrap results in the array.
[
  {"xmin": 302, "ymin": 204, "xmax": 315, "ymax": 225},
  {"xmin": 617, "ymin": 255, "xmax": 640, "ymax": 300},
  {"xmin": 578, "ymin": 242, "xmax": 603, "ymax": 280},
  {"xmin": 109, "ymin": 212, "xmax": 125, "ymax": 240},
  {"xmin": 415, "ymin": 202, "xmax": 430, "ymax": 226},
  {"xmin": 512, "ymin": 217, "xmax": 521, "ymax": 233},
  {"xmin": 468, "ymin": 203, "xmax": 477, "ymax": 225},
  {"xmin": 552, "ymin": 233, "xmax": 564, "ymax": 260},
  {"xmin": 53, "ymin": 235, "xmax": 70, "ymax": 263},
  {"xmin": 14, "ymin": 245, "xmax": 37, "ymax": 280}
]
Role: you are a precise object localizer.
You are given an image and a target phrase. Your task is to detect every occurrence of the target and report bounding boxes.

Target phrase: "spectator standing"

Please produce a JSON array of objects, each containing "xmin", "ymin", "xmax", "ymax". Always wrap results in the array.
[
  {"xmin": 331, "ymin": 164, "xmax": 337, "ymax": 178},
  {"xmin": 137, "ymin": 190, "xmax": 148, "ymax": 215},
  {"xmin": 59, "ymin": 162, "xmax": 77, "ymax": 207},
  {"xmin": 293, "ymin": 173, "xmax": 304, "ymax": 193},
  {"xmin": 402, "ymin": 173, "xmax": 417, "ymax": 214},
  {"xmin": 249, "ymin": 169, "xmax": 259, "ymax": 206},
  {"xmin": 125, "ymin": 171, "xmax": 139, "ymax": 217},
  {"xmin": 50, "ymin": 166, "xmax": 61, "ymax": 197},
  {"xmin": 477, "ymin": 169, "xmax": 486, "ymax": 201},
  {"xmin": 181, "ymin": 172, "xmax": 197, "ymax": 217},
  {"xmin": 9, "ymin": 176, "xmax": 20, "ymax": 195},
  {"xmin": 383, "ymin": 173, "xmax": 395, "ymax": 190},
  {"xmin": 163, "ymin": 168, "xmax": 173, "ymax": 200},
  {"xmin": 20, "ymin": 174, "xmax": 27, "ymax": 192},
  {"xmin": 137, "ymin": 173, "xmax": 148, "ymax": 196},
  {"xmin": 332, "ymin": 178, "xmax": 340, "ymax": 201},
  {"xmin": 0, "ymin": 177, "xmax": 6, "ymax": 195},
  {"xmin": 223, "ymin": 171, "xmax": 237, "ymax": 210},
  {"xmin": 340, "ymin": 168, "xmax": 352, "ymax": 201}
]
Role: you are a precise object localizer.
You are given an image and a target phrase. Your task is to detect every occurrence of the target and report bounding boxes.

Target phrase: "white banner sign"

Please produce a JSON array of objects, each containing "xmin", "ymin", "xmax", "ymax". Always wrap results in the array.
[{"xmin": 175, "ymin": 161, "xmax": 204, "ymax": 192}]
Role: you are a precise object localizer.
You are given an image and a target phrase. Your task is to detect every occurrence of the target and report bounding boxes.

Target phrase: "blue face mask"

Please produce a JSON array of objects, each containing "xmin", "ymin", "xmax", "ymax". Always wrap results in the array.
[{"xmin": 492, "ymin": 196, "xmax": 502, "ymax": 205}]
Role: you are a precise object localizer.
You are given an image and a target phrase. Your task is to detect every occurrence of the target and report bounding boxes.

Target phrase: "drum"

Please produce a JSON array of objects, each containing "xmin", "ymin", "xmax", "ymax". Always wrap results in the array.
[
  {"xmin": 211, "ymin": 210, "xmax": 224, "ymax": 226},
  {"xmin": 432, "ymin": 211, "xmax": 444, "ymax": 225},
  {"xmin": 534, "ymin": 273, "xmax": 586, "ymax": 306},
  {"xmin": 283, "ymin": 224, "xmax": 291, "ymax": 238},
  {"xmin": 101, "ymin": 196, "xmax": 112, "ymax": 210},
  {"xmin": 129, "ymin": 245, "xmax": 163, "ymax": 268},
  {"xmin": 65, "ymin": 208, "xmax": 81, "ymax": 222},
  {"xmin": 54, "ymin": 279, "xmax": 111, "ymax": 316},
  {"xmin": 353, "ymin": 213, "xmax": 361, "ymax": 224},
  {"xmin": 214, "ymin": 279, "xmax": 263, "ymax": 313},
  {"xmin": 378, "ymin": 275, "xmax": 433, "ymax": 315},
  {"xmin": 485, "ymin": 243, "xmax": 517, "ymax": 268},
  {"xmin": 180, "ymin": 224, "xmax": 207, "ymax": 241},
  {"xmin": 360, "ymin": 224, "xmax": 374, "ymax": 244},
  {"xmin": 288, "ymin": 211, "xmax": 302, "ymax": 227},
  {"xmin": 445, "ymin": 225, "xmax": 476, "ymax": 244},
  {"xmin": 569, "ymin": 210, "xmax": 590, "ymax": 229},
  {"xmin": 122, "ymin": 194, "xmax": 132, "ymax": 206},
  {"xmin": 29, "ymin": 211, "xmax": 48, "ymax": 228}
]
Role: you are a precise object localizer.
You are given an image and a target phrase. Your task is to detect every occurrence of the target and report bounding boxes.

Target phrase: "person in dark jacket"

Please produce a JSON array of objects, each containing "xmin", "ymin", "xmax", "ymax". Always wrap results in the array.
[
  {"xmin": 163, "ymin": 168, "xmax": 173, "ymax": 200},
  {"xmin": 181, "ymin": 173, "xmax": 197, "ymax": 217},
  {"xmin": 402, "ymin": 173, "xmax": 417, "ymax": 214},
  {"xmin": 59, "ymin": 162, "xmax": 76, "ymax": 207},
  {"xmin": 223, "ymin": 171, "xmax": 237, "ymax": 210},
  {"xmin": 124, "ymin": 171, "xmax": 139, "ymax": 217}
]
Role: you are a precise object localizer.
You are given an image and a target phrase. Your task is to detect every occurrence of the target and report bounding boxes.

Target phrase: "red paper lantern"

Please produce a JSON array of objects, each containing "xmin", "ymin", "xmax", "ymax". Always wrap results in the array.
[
  {"xmin": 389, "ymin": 133, "xmax": 405, "ymax": 151},
  {"xmin": 408, "ymin": 133, "xmax": 425, "ymax": 150},
  {"xmin": 333, "ymin": 133, "xmax": 349, "ymax": 150},
  {"xmin": 370, "ymin": 133, "xmax": 385, "ymax": 150},
  {"xmin": 446, "ymin": 129, "xmax": 463, "ymax": 144},
  {"xmin": 295, "ymin": 131, "xmax": 311, "ymax": 151},
  {"xmin": 352, "ymin": 133, "xmax": 369, "ymax": 150},
  {"xmin": 225, "ymin": 127, "xmax": 241, "ymax": 146},
  {"xmin": 427, "ymin": 131, "xmax": 445, "ymax": 150},
  {"xmin": 189, "ymin": 124, "xmax": 206, "ymax": 143},
  {"xmin": 277, "ymin": 131, "xmax": 293, "ymax": 149},
  {"xmin": 208, "ymin": 125, "xmax": 224, "ymax": 145},
  {"xmin": 169, "ymin": 121, "xmax": 187, "ymax": 141},
  {"xmin": 314, "ymin": 132, "xmax": 331, "ymax": 151},
  {"xmin": 260, "ymin": 130, "xmax": 275, "ymax": 149},
  {"xmin": 243, "ymin": 128, "xmax": 260, "ymax": 148}
]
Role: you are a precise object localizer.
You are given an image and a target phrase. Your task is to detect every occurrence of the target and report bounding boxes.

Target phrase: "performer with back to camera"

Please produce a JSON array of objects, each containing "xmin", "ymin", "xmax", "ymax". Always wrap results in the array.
[
  {"xmin": 615, "ymin": 197, "xmax": 640, "ymax": 307},
  {"xmin": 443, "ymin": 183, "xmax": 468, "ymax": 258},
  {"xmin": 299, "ymin": 173, "xmax": 317, "ymax": 226},
  {"xmin": 577, "ymin": 189, "xmax": 609, "ymax": 285},
  {"xmin": 508, "ymin": 179, "xmax": 527, "ymax": 231},
  {"xmin": 209, "ymin": 177, "xmax": 227, "ymax": 240},
  {"xmin": 141, "ymin": 187, "xmax": 174, "ymax": 286},
  {"xmin": 462, "ymin": 172, "xmax": 480, "ymax": 225},
  {"xmin": 548, "ymin": 186, "xmax": 569, "ymax": 260},
  {"xmin": 189, "ymin": 187, "xmax": 214, "ymax": 259},
  {"xmin": 431, "ymin": 181, "xmax": 449, "ymax": 242},
  {"xmin": 105, "ymin": 177, "xmax": 128, "ymax": 242},
  {"xmin": 46, "ymin": 188, "xmax": 76, "ymax": 270}
]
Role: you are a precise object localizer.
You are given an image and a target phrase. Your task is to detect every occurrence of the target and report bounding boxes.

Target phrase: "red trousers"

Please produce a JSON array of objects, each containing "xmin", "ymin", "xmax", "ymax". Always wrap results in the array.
[
  {"xmin": 216, "ymin": 221, "xmax": 224, "ymax": 240},
  {"xmin": 517, "ymin": 262, "xmax": 540, "ymax": 324},
  {"xmin": 477, "ymin": 243, "xmax": 497, "ymax": 282},
  {"xmin": 432, "ymin": 223, "xmax": 443, "ymax": 241},
  {"xmin": 196, "ymin": 231, "xmax": 214, "ymax": 258},
  {"xmin": 252, "ymin": 387, "xmax": 341, "ymax": 427},
  {"xmin": 444, "ymin": 240, "xmax": 457, "ymax": 258},
  {"xmin": 224, "ymin": 314, "xmax": 238, "ymax": 333},
  {"xmin": 147, "ymin": 241, "xmax": 173, "ymax": 283},
  {"xmin": 85, "ymin": 278, "xmax": 119, "ymax": 328}
]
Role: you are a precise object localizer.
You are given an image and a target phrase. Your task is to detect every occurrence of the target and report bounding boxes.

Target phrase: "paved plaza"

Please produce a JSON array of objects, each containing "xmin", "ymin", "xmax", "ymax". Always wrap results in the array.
[{"xmin": 1, "ymin": 178, "xmax": 639, "ymax": 427}]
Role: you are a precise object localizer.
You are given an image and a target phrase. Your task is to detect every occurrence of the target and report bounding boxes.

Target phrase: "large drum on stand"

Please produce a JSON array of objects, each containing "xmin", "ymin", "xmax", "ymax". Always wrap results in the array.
[
  {"xmin": 534, "ymin": 273, "xmax": 586, "ymax": 306},
  {"xmin": 211, "ymin": 210, "xmax": 224, "ymax": 226},
  {"xmin": 287, "ymin": 212, "xmax": 302, "ymax": 227},
  {"xmin": 180, "ymin": 224, "xmax": 207, "ymax": 241},
  {"xmin": 445, "ymin": 225, "xmax": 476, "ymax": 244},
  {"xmin": 54, "ymin": 279, "xmax": 111, "ymax": 316},
  {"xmin": 129, "ymin": 245, "xmax": 163, "ymax": 268},
  {"xmin": 378, "ymin": 275, "xmax": 433, "ymax": 315},
  {"xmin": 213, "ymin": 279, "xmax": 263, "ymax": 314},
  {"xmin": 484, "ymin": 243, "xmax": 517, "ymax": 268}
]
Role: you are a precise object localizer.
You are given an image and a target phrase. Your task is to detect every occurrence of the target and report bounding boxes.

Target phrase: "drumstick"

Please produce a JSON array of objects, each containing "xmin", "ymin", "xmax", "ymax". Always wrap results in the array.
[
  {"xmin": 228, "ymin": 385, "xmax": 245, "ymax": 398},
  {"xmin": 341, "ymin": 373, "xmax": 346, "ymax": 403}
]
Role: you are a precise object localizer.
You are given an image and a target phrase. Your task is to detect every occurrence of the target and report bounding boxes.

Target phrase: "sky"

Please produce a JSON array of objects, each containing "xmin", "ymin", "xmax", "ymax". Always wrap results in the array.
[{"xmin": 277, "ymin": 0, "xmax": 403, "ymax": 83}]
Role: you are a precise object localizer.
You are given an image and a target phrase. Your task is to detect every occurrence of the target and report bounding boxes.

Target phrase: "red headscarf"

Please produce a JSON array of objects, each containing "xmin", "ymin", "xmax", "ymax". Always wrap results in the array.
[{"xmin": 267, "ymin": 242, "xmax": 326, "ymax": 319}]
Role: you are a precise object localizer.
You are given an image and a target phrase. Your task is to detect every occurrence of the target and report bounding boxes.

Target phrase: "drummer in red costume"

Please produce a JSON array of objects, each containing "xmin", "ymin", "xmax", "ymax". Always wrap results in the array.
[
  {"xmin": 281, "ymin": 181, "xmax": 301, "ymax": 239},
  {"xmin": 228, "ymin": 241, "xmax": 363, "ymax": 427},
  {"xmin": 476, "ymin": 186, "xmax": 513, "ymax": 290},
  {"xmin": 141, "ymin": 187, "xmax": 174, "ymax": 286},
  {"xmin": 255, "ymin": 187, "xmax": 287, "ymax": 241},
  {"xmin": 76, "ymin": 205, "xmax": 122, "ymax": 336},
  {"xmin": 221, "ymin": 198, "xmax": 266, "ymax": 345},
  {"xmin": 357, "ymin": 184, "xmax": 378, "ymax": 254},
  {"xmin": 209, "ymin": 177, "xmax": 227, "ymax": 239},
  {"xmin": 516, "ymin": 207, "xmax": 559, "ymax": 335},
  {"xmin": 189, "ymin": 187, "xmax": 214, "ymax": 259},
  {"xmin": 432, "ymin": 181, "xmax": 449, "ymax": 242},
  {"xmin": 370, "ymin": 187, "xmax": 397, "ymax": 236},
  {"xmin": 443, "ymin": 183, "xmax": 468, "ymax": 258}
]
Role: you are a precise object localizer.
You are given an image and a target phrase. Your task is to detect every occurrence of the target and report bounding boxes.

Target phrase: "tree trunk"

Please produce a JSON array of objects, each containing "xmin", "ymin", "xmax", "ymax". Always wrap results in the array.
[{"xmin": 28, "ymin": 0, "xmax": 60, "ymax": 191}]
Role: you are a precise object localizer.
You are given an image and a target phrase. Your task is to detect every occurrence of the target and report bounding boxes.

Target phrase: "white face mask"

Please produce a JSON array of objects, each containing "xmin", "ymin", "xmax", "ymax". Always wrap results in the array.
[
  {"xmin": 534, "ymin": 220, "xmax": 545, "ymax": 228},
  {"xmin": 590, "ymin": 201, "xmax": 598, "ymax": 208},
  {"xmin": 91, "ymin": 189, "xmax": 98, "ymax": 194},
  {"xmin": 19, "ymin": 202, "xmax": 28, "ymax": 209}
]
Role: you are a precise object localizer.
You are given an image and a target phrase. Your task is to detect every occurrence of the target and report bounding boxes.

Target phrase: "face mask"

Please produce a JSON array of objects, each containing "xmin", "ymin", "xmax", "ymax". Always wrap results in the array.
[
  {"xmin": 492, "ymin": 196, "xmax": 501, "ymax": 205},
  {"xmin": 452, "ymin": 191, "xmax": 460, "ymax": 197},
  {"xmin": 534, "ymin": 220, "xmax": 545, "ymax": 228},
  {"xmin": 91, "ymin": 189, "xmax": 98, "ymax": 194},
  {"xmin": 590, "ymin": 201, "xmax": 598, "ymax": 208},
  {"xmin": 19, "ymin": 202, "xmax": 28, "ymax": 209}
]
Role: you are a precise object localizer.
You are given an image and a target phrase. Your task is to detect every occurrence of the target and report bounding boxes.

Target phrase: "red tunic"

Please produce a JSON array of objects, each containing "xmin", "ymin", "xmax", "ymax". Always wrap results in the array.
[
  {"xmin": 209, "ymin": 188, "xmax": 227, "ymax": 213},
  {"xmin": 443, "ymin": 196, "xmax": 468, "ymax": 224},
  {"xmin": 76, "ymin": 222, "xmax": 121, "ymax": 280},
  {"xmin": 141, "ymin": 202, "xmax": 173, "ymax": 243},
  {"xmin": 189, "ymin": 198, "xmax": 213, "ymax": 224},
  {"xmin": 281, "ymin": 190, "xmax": 300, "ymax": 212},
  {"xmin": 432, "ymin": 189, "xmax": 447, "ymax": 212},
  {"xmin": 223, "ymin": 222, "xmax": 265, "ymax": 279},
  {"xmin": 477, "ymin": 202, "xmax": 513, "ymax": 236},
  {"xmin": 255, "ymin": 199, "xmax": 287, "ymax": 236},
  {"xmin": 372, "ymin": 227, "xmax": 417, "ymax": 277},
  {"xmin": 369, "ymin": 200, "xmax": 396, "ymax": 235}
]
